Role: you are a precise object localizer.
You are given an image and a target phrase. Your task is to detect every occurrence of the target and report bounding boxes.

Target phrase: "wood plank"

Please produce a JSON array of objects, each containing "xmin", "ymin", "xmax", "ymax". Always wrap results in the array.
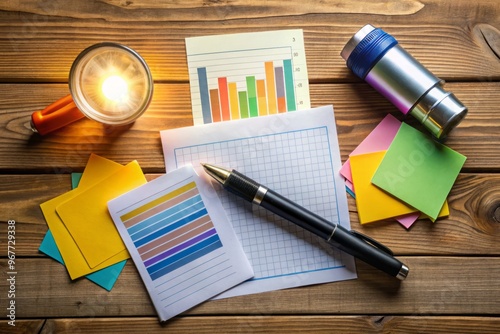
[
  {"xmin": 0, "ymin": 319, "xmax": 44, "ymax": 333},
  {"xmin": 0, "ymin": 82, "xmax": 498, "ymax": 172},
  {"xmin": 1, "ymin": 172, "xmax": 500, "ymax": 257},
  {"xmin": 0, "ymin": 0, "xmax": 498, "ymax": 82},
  {"xmin": 32, "ymin": 316, "xmax": 500, "ymax": 334},
  {"xmin": 0, "ymin": 0, "xmax": 497, "ymax": 331},
  {"xmin": 1, "ymin": 256, "xmax": 499, "ymax": 318}
]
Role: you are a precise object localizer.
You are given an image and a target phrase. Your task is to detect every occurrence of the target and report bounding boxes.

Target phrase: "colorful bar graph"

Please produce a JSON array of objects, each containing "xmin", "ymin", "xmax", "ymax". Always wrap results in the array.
[
  {"xmin": 120, "ymin": 181, "xmax": 223, "ymax": 281},
  {"xmin": 186, "ymin": 30, "xmax": 310, "ymax": 125},
  {"xmin": 194, "ymin": 59, "xmax": 299, "ymax": 122}
]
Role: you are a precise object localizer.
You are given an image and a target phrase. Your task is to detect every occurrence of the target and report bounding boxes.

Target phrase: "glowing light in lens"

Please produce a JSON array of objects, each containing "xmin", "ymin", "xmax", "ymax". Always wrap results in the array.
[{"xmin": 101, "ymin": 75, "xmax": 128, "ymax": 102}]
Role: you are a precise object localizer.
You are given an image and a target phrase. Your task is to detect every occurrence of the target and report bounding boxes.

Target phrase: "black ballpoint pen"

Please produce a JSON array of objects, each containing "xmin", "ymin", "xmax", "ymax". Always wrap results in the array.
[{"xmin": 201, "ymin": 163, "xmax": 409, "ymax": 280}]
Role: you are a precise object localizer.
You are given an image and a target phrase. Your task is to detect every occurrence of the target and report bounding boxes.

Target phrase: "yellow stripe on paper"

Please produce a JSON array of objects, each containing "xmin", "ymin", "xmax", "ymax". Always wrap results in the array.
[{"xmin": 120, "ymin": 181, "xmax": 197, "ymax": 222}]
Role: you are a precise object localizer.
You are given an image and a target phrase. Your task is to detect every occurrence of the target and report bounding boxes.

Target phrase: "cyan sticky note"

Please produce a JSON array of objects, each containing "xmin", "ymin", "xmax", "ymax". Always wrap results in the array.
[
  {"xmin": 39, "ymin": 171, "xmax": 127, "ymax": 291},
  {"xmin": 39, "ymin": 229, "xmax": 126, "ymax": 291},
  {"xmin": 71, "ymin": 173, "xmax": 83, "ymax": 190},
  {"xmin": 371, "ymin": 123, "xmax": 466, "ymax": 220}
]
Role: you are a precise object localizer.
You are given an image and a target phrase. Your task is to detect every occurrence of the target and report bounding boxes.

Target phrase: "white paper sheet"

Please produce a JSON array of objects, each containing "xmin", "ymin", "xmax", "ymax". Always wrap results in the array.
[
  {"xmin": 185, "ymin": 29, "xmax": 310, "ymax": 125},
  {"xmin": 108, "ymin": 165, "xmax": 253, "ymax": 321},
  {"xmin": 161, "ymin": 106, "xmax": 357, "ymax": 298}
]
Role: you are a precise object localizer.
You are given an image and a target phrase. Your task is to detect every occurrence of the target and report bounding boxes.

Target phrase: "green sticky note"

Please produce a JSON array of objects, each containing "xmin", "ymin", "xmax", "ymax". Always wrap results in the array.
[{"xmin": 371, "ymin": 123, "xmax": 466, "ymax": 220}]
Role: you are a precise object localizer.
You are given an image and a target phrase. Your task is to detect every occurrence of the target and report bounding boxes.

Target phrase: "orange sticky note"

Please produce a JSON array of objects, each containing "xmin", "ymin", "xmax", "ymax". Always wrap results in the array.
[
  {"xmin": 350, "ymin": 151, "xmax": 418, "ymax": 224},
  {"xmin": 56, "ymin": 160, "xmax": 147, "ymax": 268}
]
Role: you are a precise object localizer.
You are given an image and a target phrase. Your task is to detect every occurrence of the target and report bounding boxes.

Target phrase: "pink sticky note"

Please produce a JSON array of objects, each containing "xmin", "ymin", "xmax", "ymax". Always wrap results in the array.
[
  {"xmin": 394, "ymin": 212, "xmax": 420, "ymax": 229},
  {"xmin": 340, "ymin": 114, "xmax": 402, "ymax": 183},
  {"xmin": 344, "ymin": 179, "xmax": 354, "ymax": 193},
  {"xmin": 340, "ymin": 114, "xmax": 412, "ymax": 228}
]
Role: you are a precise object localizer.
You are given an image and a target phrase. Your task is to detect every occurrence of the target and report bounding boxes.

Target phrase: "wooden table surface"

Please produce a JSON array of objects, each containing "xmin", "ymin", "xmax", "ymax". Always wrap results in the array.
[{"xmin": 1, "ymin": 1, "xmax": 499, "ymax": 333}]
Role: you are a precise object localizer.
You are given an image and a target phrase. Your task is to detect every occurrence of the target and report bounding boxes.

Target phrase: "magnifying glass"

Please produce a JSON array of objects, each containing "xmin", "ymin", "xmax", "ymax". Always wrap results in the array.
[{"xmin": 31, "ymin": 42, "xmax": 154, "ymax": 135}]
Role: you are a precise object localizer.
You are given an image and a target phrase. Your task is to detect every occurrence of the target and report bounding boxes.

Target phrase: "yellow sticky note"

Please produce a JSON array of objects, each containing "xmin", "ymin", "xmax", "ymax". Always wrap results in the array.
[
  {"xmin": 79, "ymin": 154, "xmax": 123, "ymax": 188},
  {"xmin": 41, "ymin": 191, "xmax": 129, "ymax": 279},
  {"xmin": 56, "ymin": 160, "xmax": 147, "ymax": 268},
  {"xmin": 421, "ymin": 200, "xmax": 450, "ymax": 222},
  {"xmin": 350, "ymin": 151, "xmax": 418, "ymax": 224},
  {"xmin": 40, "ymin": 154, "xmax": 128, "ymax": 279}
]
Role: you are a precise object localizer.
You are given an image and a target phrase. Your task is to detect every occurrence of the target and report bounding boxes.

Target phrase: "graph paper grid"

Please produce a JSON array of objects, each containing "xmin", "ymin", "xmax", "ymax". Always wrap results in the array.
[
  {"xmin": 173, "ymin": 127, "xmax": 345, "ymax": 279},
  {"xmin": 161, "ymin": 106, "xmax": 357, "ymax": 297}
]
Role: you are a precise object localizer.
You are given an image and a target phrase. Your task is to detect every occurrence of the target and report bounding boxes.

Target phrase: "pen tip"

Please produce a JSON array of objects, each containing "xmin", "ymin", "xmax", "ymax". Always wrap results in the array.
[{"xmin": 200, "ymin": 162, "xmax": 207, "ymax": 168}]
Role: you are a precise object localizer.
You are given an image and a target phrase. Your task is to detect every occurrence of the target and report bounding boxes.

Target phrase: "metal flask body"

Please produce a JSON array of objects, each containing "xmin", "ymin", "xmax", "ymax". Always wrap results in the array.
[{"xmin": 341, "ymin": 25, "xmax": 467, "ymax": 139}]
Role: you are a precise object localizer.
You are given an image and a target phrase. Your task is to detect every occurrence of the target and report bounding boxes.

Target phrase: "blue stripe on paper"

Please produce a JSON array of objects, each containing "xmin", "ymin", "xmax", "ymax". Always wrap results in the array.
[
  {"xmin": 143, "ymin": 228, "xmax": 217, "ymax": 267},
  {"xmin": 129, "ymin": 196, "xmax": 204, "ymax": 240},
  {"xmin": 149, "ymin": 235, "xmax": 222, "ymax": 280},
  {"xmin": 133, "ymin": 207, "xmax": 208, "ymax": 248}
]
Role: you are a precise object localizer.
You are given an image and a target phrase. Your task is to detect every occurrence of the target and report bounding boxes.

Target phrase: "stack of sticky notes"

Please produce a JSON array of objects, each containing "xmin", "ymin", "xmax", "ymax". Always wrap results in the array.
[
  {"xmin": 38, "ymin": 154, "xmax": 147, "ymax": 290},
  {"xmin": 340, "ymin": 114, "xmax": 466, "ymax": 229}
]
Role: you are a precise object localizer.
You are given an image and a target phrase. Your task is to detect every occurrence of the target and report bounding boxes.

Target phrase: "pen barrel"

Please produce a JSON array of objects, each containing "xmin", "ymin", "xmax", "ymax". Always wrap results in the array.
[
  {"xmin": 224, "ymin": 170, "xmax": 260, "ymax": 202},
  {"xmin": 329, "ymin": 226, "xmax": 405, "ymax": 278},
  {"xmin": 260, "ymin": 190, "xmax": 335, "ymax": 240},
  {"xmin": 223, "ymin": 168, "xmax": 408, "ymax": 279},
  {"xmin": 261, "ymin": 190, "xmax": 405, "ymax": 279}
]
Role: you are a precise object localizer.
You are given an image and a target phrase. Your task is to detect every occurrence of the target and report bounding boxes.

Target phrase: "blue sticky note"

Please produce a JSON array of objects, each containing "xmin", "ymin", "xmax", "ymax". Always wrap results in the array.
[
  {"xmin": 38, "ymin": 172, "xmax": 127, "ymax": 291},
  {"xmin": 345, "ymin": 185, "xmax": 356, "ymax": 199}
]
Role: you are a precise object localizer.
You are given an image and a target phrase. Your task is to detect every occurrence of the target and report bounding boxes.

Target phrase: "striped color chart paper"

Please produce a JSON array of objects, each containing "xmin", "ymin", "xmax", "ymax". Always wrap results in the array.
[
  {"xmin": 123, "ymin": 181, "xmax": 223, "ymax": 281},
  {"xmin": 108, "ymin": 165, "xmax": 253, "ymax": 322}
]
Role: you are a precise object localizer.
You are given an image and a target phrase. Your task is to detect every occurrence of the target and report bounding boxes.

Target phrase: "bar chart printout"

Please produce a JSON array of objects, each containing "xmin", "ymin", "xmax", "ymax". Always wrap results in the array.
[
  {"xmin": 186, "ymin": 30, "xmax": 310, "ymax": 125},
  {"xmin": 108, "ymin": 166, "xmax": 253, "ymax": 321}
]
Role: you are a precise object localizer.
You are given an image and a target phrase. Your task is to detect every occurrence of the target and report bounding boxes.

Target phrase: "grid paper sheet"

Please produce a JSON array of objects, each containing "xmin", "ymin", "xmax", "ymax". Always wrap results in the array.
[{"xmin": 161, "ymin": 106, "xmax": 357, "ymax": 298}]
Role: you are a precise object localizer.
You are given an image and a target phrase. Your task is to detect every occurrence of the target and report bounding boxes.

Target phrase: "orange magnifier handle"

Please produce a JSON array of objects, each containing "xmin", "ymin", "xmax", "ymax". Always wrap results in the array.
[{"xmin": 30, "ymin": 94, "xmax": 85, "ymax": 135}]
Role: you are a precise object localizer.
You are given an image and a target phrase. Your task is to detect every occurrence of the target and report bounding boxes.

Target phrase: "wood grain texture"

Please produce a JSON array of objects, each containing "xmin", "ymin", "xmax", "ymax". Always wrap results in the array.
[
  {"xmin": 13, "ymin": 316, "xmax": 496, "ymax": 334},
  {"xmin": 0, "ymin": 0, "xmax": 498, "ymax": 82},
  {"xmin": 2, "ymin": 316, "xmax": 499, "ymax": 333},
  {"xmin": 0, "ymin": 0, "xmax": 499, "ymax": 331},
  {"xmin": 1, "ymin": 173, "xmax": 499, "ymax": 257},
  {"xmin": 0, "ymin": 82, "xmax": 499, "ymax": 172},
  {"xmin": 0, "ymin": 256, "xmax": 498, "ymax": 318},
  {"xmin": 0, "ymin": 319, "xmax": 44, "ymax": 334}
]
